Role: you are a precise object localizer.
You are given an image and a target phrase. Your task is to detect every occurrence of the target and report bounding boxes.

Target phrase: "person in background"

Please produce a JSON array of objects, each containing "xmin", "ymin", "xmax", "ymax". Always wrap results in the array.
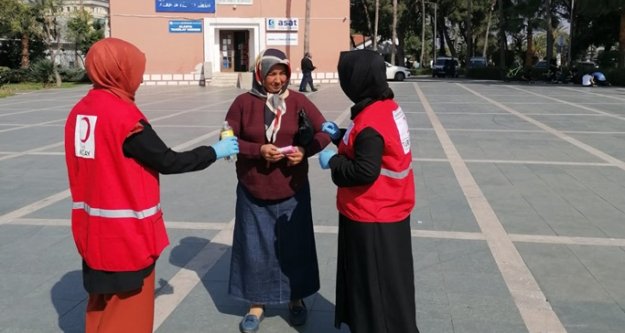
[
  {"xmin": 225, "ymin": 48, "xmax": 331, "ymax": 333},
  {"xmin": 64, "ymin": 37, "xmax": 239, "ymax": 333},
  {"xmin": 592, "ymin": 71, "xmax": 611, "ymax": 86},
  {"xmin": 319, "ymin": 49, "xmax": 419, "ymax": 333},
  {"xmin": 582, "ymin": 72, "xmax": 596, "ymax": 87},
  {"xmin": 298, "ymin": 52, "xmax": 318, "ymax": 92},
  {"xmin": 547, "ymin": 58, "xmax": 560, "ymax": 82}
]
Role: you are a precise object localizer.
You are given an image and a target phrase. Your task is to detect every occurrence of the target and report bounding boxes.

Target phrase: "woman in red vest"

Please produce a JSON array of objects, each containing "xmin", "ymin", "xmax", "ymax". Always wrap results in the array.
[
  {"xmin": 319, "ymin": 49, "xmax": 419, "ymax": 333},
  {"xmin": 64, "ymin": 38, "xmax": 239, "ymax": 333}
]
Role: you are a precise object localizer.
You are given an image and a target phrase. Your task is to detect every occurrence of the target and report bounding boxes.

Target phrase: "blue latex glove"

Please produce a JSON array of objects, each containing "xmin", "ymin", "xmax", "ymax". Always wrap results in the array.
[
  {"xmin": 321, "ymin": 121, "xmax": 341, "ymax": 141},
  {"xmin": 318, "ymin": 149, "xmax": 337, "ymax": 169},
  {"xmin": 213, "ymin": 136, "xmax": 239, "ymax": 160}
]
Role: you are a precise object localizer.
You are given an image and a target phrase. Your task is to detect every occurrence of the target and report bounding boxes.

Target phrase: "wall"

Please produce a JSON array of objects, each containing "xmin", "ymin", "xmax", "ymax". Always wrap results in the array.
[{"xmin": 109, "ymin": 0, "xmax": 350, "ymax": 85}]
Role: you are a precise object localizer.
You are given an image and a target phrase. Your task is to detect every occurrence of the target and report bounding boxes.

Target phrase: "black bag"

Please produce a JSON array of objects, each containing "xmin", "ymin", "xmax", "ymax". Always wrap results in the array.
[{"xmin": 296, "ymin": 108, "xmax": 314, "ymax": 146}]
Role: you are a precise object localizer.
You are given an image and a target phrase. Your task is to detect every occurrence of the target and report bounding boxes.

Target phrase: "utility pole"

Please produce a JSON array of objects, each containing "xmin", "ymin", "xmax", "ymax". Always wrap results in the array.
[{"xmin": 304, "ymin": 0, "xmax": 311, "ymax": 54}]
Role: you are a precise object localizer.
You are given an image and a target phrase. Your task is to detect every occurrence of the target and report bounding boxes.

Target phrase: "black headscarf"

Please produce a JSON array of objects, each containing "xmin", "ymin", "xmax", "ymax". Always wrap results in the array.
[{"xmin": 337, "ymin": 50, "xmax": 394, "ymax": 118}]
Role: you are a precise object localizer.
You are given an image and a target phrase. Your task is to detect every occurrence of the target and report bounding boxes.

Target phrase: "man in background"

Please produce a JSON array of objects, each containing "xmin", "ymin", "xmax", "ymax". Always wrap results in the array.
[{"xmin": 299, "ymin": 52, "xmax": 318, "ymax": 92}]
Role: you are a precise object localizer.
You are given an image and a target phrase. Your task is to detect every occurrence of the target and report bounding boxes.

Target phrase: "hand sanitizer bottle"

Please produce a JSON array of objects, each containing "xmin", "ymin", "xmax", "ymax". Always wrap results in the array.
[{"xmin": 220, "ymin": 121, "xmax": 237, "ymax": 162}]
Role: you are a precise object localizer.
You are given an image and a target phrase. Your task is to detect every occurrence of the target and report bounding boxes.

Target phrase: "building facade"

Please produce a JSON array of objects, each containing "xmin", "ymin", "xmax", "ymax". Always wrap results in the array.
[{"xmin": 109, "ymin": 0, "xmax": 350, "ymax": 85}]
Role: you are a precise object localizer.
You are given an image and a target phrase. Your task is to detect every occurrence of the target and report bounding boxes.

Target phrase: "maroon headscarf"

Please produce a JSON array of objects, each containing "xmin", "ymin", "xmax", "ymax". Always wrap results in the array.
[{"xmin": 85, "ymin": 38, "xmax": 146, "ymax": 103}]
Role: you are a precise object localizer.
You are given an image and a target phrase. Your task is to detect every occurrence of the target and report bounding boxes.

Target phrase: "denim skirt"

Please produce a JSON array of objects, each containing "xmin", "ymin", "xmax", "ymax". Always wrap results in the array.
[{"xmin": 228, "ymin": 182, "xmax": 320, "ymax": 304}]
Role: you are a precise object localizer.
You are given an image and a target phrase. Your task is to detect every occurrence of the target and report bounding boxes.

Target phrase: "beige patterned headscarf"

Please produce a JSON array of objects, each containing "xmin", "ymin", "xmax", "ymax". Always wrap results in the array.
[{"xmin": 249, "ymin": 48, "xmax": 291, "ymax": 143}]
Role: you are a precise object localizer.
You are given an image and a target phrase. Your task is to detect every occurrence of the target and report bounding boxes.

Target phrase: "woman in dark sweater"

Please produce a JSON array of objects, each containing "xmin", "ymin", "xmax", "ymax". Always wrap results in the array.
[{"xmin": 225, "ymin": 48, "xmax": 331, "ymax": 333}]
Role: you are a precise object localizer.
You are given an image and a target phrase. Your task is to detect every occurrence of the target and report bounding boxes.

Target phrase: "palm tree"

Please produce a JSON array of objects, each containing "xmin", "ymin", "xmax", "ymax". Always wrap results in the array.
[
  {"xmin": 544, "ymin": 0, "xmax": 554, "ymax": 65},
  {"xmin": 483, "ymin": 0, "xmax": 497, "ymax": 58},
  {"xmin": 576, "ymin": 0, "xmax": 625, "ymax": 67},
  {"xmin": 420, "ymin": 0, "xmax": 426, "ymax": 66},
  {"xmin": 373, "ymin": 0, "xmax": 379, "ymax": 51},
  {"xmin": 466, "ymin": 0, "xmax": 473, "ymax": 57},
  {"xmin": 391, "ymin": 0, "xmax": 397, "ymax": 63},
  {"xmin": 359, "ymin": 0, "xmax": 374, "ymax": 43},
  {"xmin": 2, "ymin": 0, "xmax": 41, "ymax": 68}
]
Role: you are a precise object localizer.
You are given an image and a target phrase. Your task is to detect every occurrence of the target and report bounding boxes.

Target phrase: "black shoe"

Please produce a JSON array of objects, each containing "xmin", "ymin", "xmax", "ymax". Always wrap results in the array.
[
  {"xmin": 311, "ymin": 88, "xmax": 318, "ymax": 92},
  {"xmin": 299, "ymin": 89, "xmax": 308, "ymax": 92},
  {"xmin": 289, "ymin": 300, "xmax": 307, "ymax": 326}
]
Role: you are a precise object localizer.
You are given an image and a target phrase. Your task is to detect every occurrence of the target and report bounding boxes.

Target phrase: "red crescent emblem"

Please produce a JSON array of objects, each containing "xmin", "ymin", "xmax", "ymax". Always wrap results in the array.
[{"xmin": 80, "ymin": 117, "xmax": 91, "ymax": 143}]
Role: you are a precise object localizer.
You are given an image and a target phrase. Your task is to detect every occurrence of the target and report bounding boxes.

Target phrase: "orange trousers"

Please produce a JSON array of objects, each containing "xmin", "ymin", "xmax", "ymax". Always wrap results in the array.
[{"xmin": 85, "ymin": 269, "xmax": 155, "ymax": 333}]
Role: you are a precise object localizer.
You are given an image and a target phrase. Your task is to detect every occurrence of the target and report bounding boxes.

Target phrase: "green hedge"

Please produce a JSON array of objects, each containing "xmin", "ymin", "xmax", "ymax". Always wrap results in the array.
[
  {"xmin": 59, "ymin": 68, "xmax": 89, "ymax": 82},
  {"xmin": 29, "ymin": 60, "xmax": 56, "ymax": 86},
  {"xmin": 410, "ymin": 68, "xmax": 432, "ymax": 76},
  {"xmin": 465, "ymin": 67, "xmax": 503, "ymax": 80},
  {"xmin": 603, "ymin": 68, "xmax": 625, "ymax": 86},
  {"xmin": 5, "ymin": 68, "xmax": 32, "ymax": 83},
  {"xmin": 464, "ymin": 66, "xmax": 625, "ymax": 85},
  {"xmin": 0, "ymin": 67, "xmax": 10, "ymax": 87},
  {"xmin": 0, "ymin": 65, "xmax": 89, "ymax": 86}
]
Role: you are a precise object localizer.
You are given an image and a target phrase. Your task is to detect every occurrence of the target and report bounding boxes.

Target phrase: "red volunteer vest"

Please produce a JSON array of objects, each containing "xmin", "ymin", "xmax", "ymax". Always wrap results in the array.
[
  {"xmin": 337, "ymin": 99, "xmax": 415, "ymax": 222},
  {"xmin": 64, "ymin": 89, "xmax": 168, "ymax": 271}
]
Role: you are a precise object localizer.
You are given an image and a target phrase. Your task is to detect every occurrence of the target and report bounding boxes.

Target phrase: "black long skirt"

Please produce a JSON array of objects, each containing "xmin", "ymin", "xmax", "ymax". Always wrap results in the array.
[{"xmin": 335, "ymin": 214, "xmax": 419, "ymax": 333}]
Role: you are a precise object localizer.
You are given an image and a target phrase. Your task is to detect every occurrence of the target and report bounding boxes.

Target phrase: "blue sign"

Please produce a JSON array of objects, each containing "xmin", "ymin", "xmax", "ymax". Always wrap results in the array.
[
  {"xmin": 169, "ymin": 20, "xmax": 203, "ymax": 33},
  {"xmin": 156, "ymin": 0, "xmax": 215, "ymax": 13}
]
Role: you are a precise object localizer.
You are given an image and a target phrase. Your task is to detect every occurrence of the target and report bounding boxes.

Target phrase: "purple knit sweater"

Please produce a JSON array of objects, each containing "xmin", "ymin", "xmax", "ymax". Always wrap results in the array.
[{"xmin": 225, "ymin": 90, "xmax": 331, "ymax": 200}]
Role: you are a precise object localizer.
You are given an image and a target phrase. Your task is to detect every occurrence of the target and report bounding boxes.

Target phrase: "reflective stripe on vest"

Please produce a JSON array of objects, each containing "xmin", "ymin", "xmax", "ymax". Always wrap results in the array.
[
  {"xmin": 380, "ymin": 166, "xmax": 411, "ymax": 179},
  {"xmin": 72, "ymin": 202, "xmax": 161, "ymax": 219}
]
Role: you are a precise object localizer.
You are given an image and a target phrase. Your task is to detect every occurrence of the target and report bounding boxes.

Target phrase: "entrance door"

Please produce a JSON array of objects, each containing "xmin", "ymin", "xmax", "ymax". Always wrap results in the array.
[
  {"xmin": 234, "ymin": 31, "xmax": 249, "ymax": 72},
  {"xmin": 220, "ymin": 31, "xmax": 234, "ymax": 72}
]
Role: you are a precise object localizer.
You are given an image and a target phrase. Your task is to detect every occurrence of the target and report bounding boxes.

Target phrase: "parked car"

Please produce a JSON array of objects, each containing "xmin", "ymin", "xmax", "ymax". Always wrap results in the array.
[
  {"xmin": 467, "ymin": 57, "xmax": 487, "ymax": 69},
  {"xmin": 533, "ymin": 60, "xmax": 548, "ymax": 69},
  {"xmin": 432, "ymin": 57, "xmax": 459, "ymax": 78},
  {"xmin": 385, "ymin": 62, "xmax": 411, "ymax": 81},
  {"xmin": 575, "ymin": 61, "xmax": 599, "ymax": 73}
]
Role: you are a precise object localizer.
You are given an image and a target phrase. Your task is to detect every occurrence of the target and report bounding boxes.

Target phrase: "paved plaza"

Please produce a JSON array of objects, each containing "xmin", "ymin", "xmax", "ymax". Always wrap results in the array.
[{"xmin": 1, "ymin": 79, "xmax": 625, "ymax": 333}]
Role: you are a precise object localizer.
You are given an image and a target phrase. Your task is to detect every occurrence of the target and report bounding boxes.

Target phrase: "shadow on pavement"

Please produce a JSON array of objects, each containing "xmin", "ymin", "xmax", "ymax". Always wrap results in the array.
[
  {"xmin": 167, "ymin": 236, "xmax": 338, "ymax": 332},
  {"xmin": 51, "ymin": 270, "xmax": 87, "ymax": 333}
]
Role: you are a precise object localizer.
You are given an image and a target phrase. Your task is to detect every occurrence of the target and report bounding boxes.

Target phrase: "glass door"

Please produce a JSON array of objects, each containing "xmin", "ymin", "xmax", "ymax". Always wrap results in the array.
[{"xmin": 220, "ymin": 31, "xmax": 234, "ymax": 72}]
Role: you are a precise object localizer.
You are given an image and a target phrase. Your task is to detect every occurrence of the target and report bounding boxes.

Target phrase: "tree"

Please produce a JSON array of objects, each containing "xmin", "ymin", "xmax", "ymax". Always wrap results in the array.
[
  {"xmin": 391, "ymin": 0, "xmax": 397, "ymax": 63},
  {"xmin": 32, "ymin": 0, "xmax": 64, "ymax": 86},
  {"xmin": 373, "ymin": 0, "xmax": 380, "ymax": 50},
  {"xmin": 67, "ymin": 8, "xmax": 90, "ymax": 67},
  {"xmin": 575, "ymin": 0, "xmax": 625, "ymax": 67},
  {"xmin": 67, "ymin": 8, "xmax": 104, "ymax": 67},
  {"xmin": 466, "ymin": 0, "xmax": 473, "ymax": 56},
  {"xmin": 0, "ymin": 0, "xmax": 42, "ymax": 68},
  {"xmin": 483, "ymin": 0, "xmax": 497, "ymax": 57},
  {"xmin": 420, "ymin": 0, "xmax": 426, "ymax": 65}
]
